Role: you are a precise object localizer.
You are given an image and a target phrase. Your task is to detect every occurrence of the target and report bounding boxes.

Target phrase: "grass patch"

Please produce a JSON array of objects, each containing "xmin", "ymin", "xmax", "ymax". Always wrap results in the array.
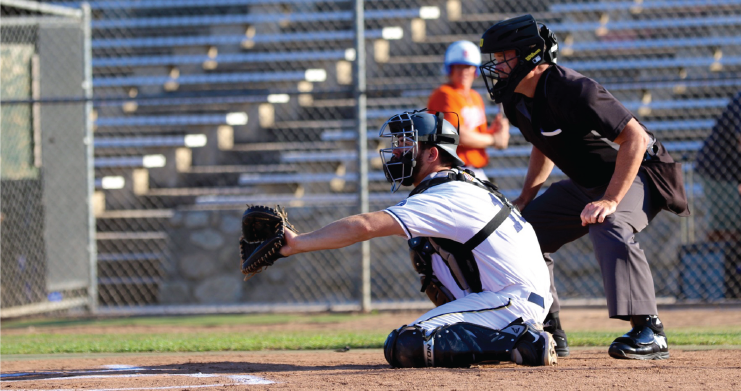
[
  {"xmin": 3, "ymin": 314, "xmax": 740, "ymax": 355},
  {"xmin": 1, "ymin": 313, "xmax": 367, "ymax": 330},
  {"xmin": 570, "ymin": 329, "xmax": 741, "ymax": 347},
  {"xmin": 0, "ymin": 331, "xmax": 391, "ymax": 355},
  {"xmin": 2, "ymin": 329, "xmax": 741, "ymax": 355}
]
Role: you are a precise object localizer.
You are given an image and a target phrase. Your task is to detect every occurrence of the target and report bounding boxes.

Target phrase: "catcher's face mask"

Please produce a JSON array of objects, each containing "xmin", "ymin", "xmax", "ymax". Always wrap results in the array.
[{"xmin": 379, "ymin": 112, "xmax": 419, "ymax": 193}]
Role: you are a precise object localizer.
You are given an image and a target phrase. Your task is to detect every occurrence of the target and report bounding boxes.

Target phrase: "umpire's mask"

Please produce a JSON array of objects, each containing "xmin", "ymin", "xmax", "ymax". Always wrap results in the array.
[{"xmin": 379, "ymin": 110, "xmax": 465, "ymax": 192}]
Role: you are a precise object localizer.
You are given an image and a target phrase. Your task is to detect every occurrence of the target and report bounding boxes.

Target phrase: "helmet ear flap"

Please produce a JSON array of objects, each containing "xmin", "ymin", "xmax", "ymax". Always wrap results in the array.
[
  {"xmin": 539, "ymin": 24, "xmax": 558, "ymax": 64},
  {"xmin": 435, "ymin": 111, "xmax": 444, "ymax": 134}
]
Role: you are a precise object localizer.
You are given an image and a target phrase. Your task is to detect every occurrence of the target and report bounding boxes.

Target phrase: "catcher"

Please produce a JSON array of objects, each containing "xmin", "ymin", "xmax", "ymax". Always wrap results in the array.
[{"xmin": 240, "ymin": 110, "xmax": 557, "ymax": 368}]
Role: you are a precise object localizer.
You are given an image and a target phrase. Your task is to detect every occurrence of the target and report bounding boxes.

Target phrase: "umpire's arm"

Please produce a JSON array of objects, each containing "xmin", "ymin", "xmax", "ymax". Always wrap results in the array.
[
  {"xmin": 280, "ymin": 211, "xmax": 405, "ymax": 257},
  {"xmin": 580, "ymin": 118, "xmax": 651, "ymax": 225}
]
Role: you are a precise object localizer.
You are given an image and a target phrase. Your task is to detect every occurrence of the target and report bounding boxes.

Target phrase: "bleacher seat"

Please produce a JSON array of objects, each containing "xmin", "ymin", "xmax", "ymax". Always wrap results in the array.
[
  {"xmin": 95, "ymin": 155, "xmax": 166, "ymax": 168},
  {"xmin": 94, "ymin": 50, "xmax": 347, "ymax": 68},
  {"xmin": 93, "ymin": 30, "xmax": 389, "ymax": 50},
  {"xmin": 95, "ymin": 114, "xmax": 243, "ymax": 127},
  {"xmin": 95, "ymin": 135, "xmax": 207, "ymax": 149},
  {"xmin": 84, "ymin": 0, "xmax": 348, "ymax": 10},
  {"xmin": 91, "ymin": 8, "xmax": 428, "ymax": 29},
  {"xmin": 550, "ymin": 0, "xmax": 741, "ymax": 13},
  {"xmin": 564, "ymin": 36, "xmax": 740, "ymax": 54},
  {"xmin": 94, "ymin": 70, "xmax": 324, "ymax": 88}
]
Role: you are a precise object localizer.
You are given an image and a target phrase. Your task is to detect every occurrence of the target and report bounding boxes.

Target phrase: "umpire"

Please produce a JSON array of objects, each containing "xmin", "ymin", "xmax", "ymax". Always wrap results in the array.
[{"xmin": 478, "ymin": 15, "xmax": 690, "ymax": 360}]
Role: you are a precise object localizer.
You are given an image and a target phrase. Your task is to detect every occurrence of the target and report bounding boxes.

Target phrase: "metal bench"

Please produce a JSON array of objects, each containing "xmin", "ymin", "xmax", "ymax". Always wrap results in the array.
[
  {"xmin": 94, "ymin": 134, "xmax": 207, "ymax": 148},
  {"xmin": 564, "ymin": 36, "xmax": 740, "ymax": 54},
  {"xmin": 92, "ymin": 8, "xmax": 431, "ymax": 29},
  {"xmin": 96, "ymin": 113, "xmax": 245, "ymax": 128},
  {"xmin": 550, "ymin": 0, "xmax": 741, "ymax": 13},
  {"xmin": 95, "ymin": 155, "xmax": 167, "ymax": 168},
  {"xmin": 92, "ymin": 29, "xmax": 388, "ymax": 49},
  {"xmin": 94, "ymin": 70, "xmax": 325, "ymax": 88},
  {"xmin": 80, "ymin": 0, "xmax": 348, "ymax": 10},
  {"xmin": 563, "ymin": 56, "xmax": 741, "ymax": 72},
  {"xmin": 94, "ymin": 50, "xmax": 348, "ymax": 68}
]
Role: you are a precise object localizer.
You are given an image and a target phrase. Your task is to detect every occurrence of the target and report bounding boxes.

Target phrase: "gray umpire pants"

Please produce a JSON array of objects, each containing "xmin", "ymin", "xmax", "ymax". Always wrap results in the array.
[{"xmin": 521, "ymin": 171, "xmax": 662, "ymax": 319}]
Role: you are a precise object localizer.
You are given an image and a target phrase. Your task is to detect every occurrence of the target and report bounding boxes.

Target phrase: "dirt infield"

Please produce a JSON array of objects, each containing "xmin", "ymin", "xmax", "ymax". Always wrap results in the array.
[
  {"xmin": 2, "ymin": 308, "xmax": 741, "ymax": 390},
  {"xmin": 3, "ymin": 348, "xmax": 741, "ymax": 390}
]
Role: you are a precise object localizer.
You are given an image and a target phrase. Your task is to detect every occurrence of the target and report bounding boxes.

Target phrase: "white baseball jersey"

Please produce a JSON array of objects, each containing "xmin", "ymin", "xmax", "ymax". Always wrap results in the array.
[{"xmin": 385, "ymin": 170, "xmax": 552, "ymax": 331}]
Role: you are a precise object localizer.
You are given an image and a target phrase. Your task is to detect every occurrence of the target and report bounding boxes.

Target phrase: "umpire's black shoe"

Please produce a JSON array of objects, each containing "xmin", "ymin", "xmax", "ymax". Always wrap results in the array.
[
  {"xmin": 608, "ymin": 315, "xmax": 669, "ymax": 360},
  {"xmin": 544, "ymin": 312, "xmax": 570, "ymax": 357}
]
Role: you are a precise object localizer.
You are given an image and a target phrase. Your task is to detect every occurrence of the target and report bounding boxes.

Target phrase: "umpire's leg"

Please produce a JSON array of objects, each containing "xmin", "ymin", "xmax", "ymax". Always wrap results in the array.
[
  {"xmin": 588, "ymin": 172, "xmax": 662, "ymax": 319},
  {"xmin": 521, "ymin": 179, "xmax": 591, "ymax": 314}
]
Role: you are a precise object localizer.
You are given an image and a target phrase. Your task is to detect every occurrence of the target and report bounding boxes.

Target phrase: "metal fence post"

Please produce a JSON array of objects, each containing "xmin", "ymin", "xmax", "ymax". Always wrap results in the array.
[
  {"xmin": 354, "ymin": 0, "xmax": 370, "ymax": 312},
  {"xmin": 82, "ymin": 2, "xmax": 98, "ymax": 314}
]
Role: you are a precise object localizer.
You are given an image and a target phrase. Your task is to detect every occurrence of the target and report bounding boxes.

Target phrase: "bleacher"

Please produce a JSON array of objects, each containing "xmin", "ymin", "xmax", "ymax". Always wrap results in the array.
[{"xmin": 67, "ymin": 0, "xmax": 741, "ymax": 305}]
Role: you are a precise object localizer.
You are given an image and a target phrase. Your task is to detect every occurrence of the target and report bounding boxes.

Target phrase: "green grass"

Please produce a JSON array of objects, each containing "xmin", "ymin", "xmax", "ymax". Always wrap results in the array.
[
  {"xmin": 0, "ymin": 331, "xmax": 390, "ymax": 354},
  {"xmin": 1, "ymin": 313, "xmax": 365, "ymax": 330},
  {"xmin": 2, "ymin": 314, "xmax": 740, "ymax": 355},
  {"xmin": 571, "ymin": 329, "xmax": 741, "ymax": 347}
]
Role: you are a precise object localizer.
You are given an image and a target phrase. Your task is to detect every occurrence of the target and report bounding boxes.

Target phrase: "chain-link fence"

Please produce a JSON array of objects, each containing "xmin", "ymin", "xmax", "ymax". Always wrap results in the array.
[
  {"xmin": 3, "ymin": 0, "xmax": 739, "ymax": 317},
  {"xmin": 1, "ymin": 0, "xmax": 95, "ymax": 317}
]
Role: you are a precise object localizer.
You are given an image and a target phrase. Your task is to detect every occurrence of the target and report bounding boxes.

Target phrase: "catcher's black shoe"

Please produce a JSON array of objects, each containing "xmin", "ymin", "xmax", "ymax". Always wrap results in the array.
[
  {"xmin": 512, "ymin": 325, "xmax": 558, "ymax": 366},
  {"xmin": 608, "ymin": 315, "xmax": 669, "ymax": 360},
  {"xmin": 544, "ymin": 312, "xmax": 570, "ymax": 357}
]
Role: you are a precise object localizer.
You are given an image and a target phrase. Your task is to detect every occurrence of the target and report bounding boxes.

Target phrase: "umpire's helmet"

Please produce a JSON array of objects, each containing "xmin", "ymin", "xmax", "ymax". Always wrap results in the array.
[
  {"xmin": 379, "ymin": 110, "xmax": 465, "ymax": 192},
  {"xmin": 479, "ymin": 14, "xmax": 558, "ymax": 103}
]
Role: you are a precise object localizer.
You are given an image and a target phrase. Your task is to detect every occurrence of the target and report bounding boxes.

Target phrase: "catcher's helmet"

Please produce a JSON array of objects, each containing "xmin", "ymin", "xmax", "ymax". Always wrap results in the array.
[
  {"xmin": 479, "ymin": 14, "xmax": 558, "ymax": 103},
  {"xmin": 379, "ymin": 110, "xmax": 465, "ymax": 192},
  {"xmin": 444, "ymin": 40, "xmax": 481, "ymax": 76}
]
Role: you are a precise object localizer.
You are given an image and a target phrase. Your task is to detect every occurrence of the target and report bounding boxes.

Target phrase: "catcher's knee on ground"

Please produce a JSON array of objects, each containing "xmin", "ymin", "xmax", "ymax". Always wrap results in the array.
[{"xmin": 383, "ymin": 319, "xmax": 556, "ymax": 368}]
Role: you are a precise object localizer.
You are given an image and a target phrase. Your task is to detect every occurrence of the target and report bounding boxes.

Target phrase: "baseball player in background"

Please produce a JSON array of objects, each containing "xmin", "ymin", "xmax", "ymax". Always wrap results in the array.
[
  {"xmin": 427, "ymin": 40, "xmax": 510, "ymax": 180},
  {"xmin": 278, "ymin": 110, "xmax": 557, "ymax": 368},
  {"xmin": 478, "ymin": 15, "xmax": 690, "ymax": 360}
]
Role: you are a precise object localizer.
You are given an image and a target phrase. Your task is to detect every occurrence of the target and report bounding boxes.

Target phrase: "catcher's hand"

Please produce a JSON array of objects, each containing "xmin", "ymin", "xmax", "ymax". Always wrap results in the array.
[{"xmin": 239, "ymin": 205, "xmax": 297, "ymax": 280}]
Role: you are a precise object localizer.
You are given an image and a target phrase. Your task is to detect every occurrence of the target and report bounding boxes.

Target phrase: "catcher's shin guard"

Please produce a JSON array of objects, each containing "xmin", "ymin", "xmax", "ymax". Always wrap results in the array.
[{"xmin": 384, "ymin": 319, "xmax": 554, "ymax": 368}]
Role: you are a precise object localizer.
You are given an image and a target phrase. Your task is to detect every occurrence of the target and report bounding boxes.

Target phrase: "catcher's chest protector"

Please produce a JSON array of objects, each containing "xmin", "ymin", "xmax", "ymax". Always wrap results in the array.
[{"xmin": 407, "ymin": 170, "xmax": 513, "ymax": 304}]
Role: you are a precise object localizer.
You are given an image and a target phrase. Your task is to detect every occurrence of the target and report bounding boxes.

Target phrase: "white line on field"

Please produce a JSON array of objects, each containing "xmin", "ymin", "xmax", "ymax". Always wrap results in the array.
[{"xmin": 1, "ymin": 364, "xmax": 275, "ymax": 387}]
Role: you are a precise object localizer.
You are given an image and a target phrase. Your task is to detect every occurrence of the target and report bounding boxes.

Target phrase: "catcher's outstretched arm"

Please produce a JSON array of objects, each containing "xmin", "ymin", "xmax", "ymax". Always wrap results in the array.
[{"xmin": 281, "ymin": 211, "xmax": 404, "ymax": 257}]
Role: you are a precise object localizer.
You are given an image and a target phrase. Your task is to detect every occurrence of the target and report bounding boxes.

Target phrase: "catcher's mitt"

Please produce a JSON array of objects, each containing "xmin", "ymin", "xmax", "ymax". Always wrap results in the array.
[{"xmin": 239, "ymin": 205, "xmax": 297, "ymax": 280}]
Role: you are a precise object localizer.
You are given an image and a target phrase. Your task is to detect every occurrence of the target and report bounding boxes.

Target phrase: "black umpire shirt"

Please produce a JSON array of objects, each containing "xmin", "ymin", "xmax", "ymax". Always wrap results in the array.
[
  {"xmin": 504, "ymin": 64, "xmax": 690, "ymax": 216},
  {"xmin": 503, "ymin": 65, "xmax": 633, "ymax": 189}
]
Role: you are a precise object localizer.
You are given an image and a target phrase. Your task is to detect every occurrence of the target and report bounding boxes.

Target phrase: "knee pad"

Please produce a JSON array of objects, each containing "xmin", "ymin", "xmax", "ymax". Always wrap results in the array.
[{"xmin": 384, "ymin": 325, "xmax": 429, "ymax": 368}]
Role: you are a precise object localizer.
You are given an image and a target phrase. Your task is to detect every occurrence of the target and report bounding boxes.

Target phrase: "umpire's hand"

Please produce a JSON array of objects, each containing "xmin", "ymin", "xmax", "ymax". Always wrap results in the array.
[{"xmin": 580, "ymin": 199, "xmax": 618, "ymax": 226}]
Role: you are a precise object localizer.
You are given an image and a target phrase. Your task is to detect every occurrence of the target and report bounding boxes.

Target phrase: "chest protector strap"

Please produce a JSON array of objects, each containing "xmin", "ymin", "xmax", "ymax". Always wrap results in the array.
[{"xmin": 407, "ymin": 170, "xmax": 513, "ymax": 297}]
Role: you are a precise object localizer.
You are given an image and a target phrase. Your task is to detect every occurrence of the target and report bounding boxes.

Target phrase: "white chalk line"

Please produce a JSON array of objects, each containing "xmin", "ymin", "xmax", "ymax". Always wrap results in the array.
[
  {"xmin": 1, "ymin": 364, "xmax": 275, "ymax": 388},
  {"xmin": 8, "ymin": 384, "xmax": 260, "ymax": 391}
]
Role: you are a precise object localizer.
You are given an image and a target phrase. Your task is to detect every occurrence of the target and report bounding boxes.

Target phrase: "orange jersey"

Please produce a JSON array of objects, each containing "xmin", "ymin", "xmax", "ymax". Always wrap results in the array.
[{"xmin": 427, "ymin": 84, "xmax": 491, "ymax": 168}]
